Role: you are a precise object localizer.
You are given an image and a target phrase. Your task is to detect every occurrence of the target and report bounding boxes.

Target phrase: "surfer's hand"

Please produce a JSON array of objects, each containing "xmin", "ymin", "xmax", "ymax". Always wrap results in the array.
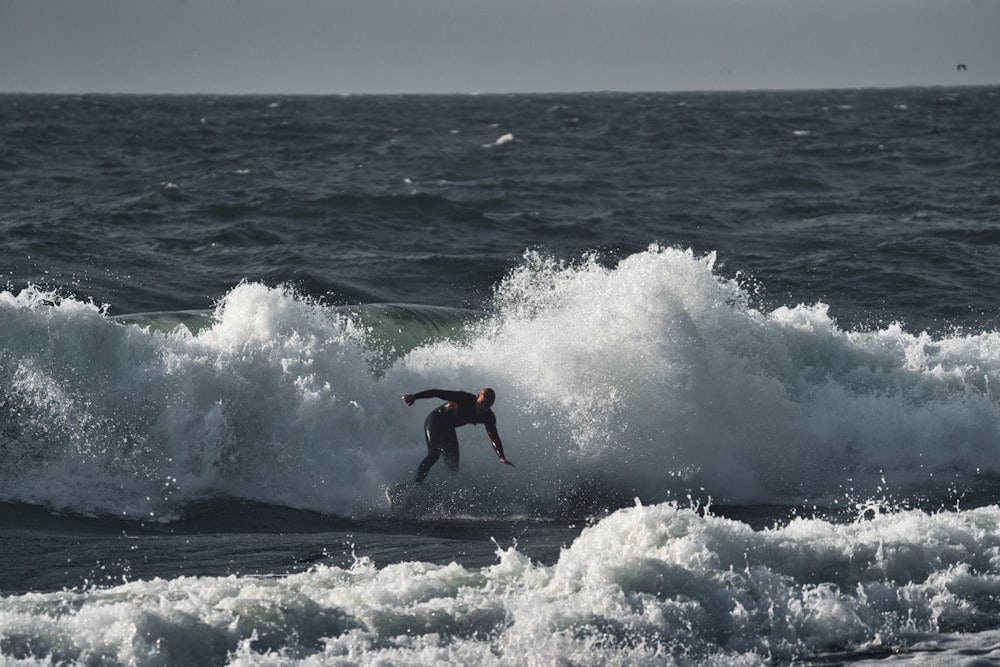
[{"xmin": 401, "ymin": 393, "xmax": 415, "ymax": 406}]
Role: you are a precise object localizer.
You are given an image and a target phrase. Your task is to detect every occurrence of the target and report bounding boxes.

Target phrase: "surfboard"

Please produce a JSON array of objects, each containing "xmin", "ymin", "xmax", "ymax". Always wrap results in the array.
[
  {"xmin": 385, "ymin": 481, "xmax": 415, "ymax": 512},
  {"xmin": 384, "ymin": 480, "xmax": 455, "ymax": 514}
]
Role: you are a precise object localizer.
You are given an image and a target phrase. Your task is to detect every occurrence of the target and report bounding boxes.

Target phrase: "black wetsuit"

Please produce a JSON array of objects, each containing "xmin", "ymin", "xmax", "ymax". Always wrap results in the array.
[
  {"xmin": 409, "ymin": 389, "xmax": 503, "ymax": 483},
  {"xmin": 416, "ymin": 405, "xmax": 464, "ymax": 482}
]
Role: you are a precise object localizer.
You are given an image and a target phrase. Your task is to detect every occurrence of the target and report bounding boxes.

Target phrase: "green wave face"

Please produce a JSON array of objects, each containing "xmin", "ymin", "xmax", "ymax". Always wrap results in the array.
[
  {"xmin": 339, "ymin": 303, "xmax": 479, "ymax": 376},
  {"xmin": 113, "ymin": 303, "xmax": 478, "ymax": 375}
]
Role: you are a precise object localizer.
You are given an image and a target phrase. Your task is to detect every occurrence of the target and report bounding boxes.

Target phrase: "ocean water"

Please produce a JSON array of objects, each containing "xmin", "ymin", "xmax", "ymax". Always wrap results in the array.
[{"xmin": 1, "ymin": 87, "xmax": 1000, "ymax": 665}]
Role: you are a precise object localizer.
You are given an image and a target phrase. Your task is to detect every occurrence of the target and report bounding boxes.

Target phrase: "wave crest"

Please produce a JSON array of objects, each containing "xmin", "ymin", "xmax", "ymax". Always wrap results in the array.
[{"xmin": 2, "ymin": 246, "xmax": 1000, "ymax": 519}]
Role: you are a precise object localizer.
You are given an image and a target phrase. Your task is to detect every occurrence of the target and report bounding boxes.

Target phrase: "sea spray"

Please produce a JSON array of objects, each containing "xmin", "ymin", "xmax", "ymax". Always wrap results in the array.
[
  {"xmin": 6, "ymin": 502, "xmax": 1000, "ymax": 665},
  {"xmin": 0, "ymin": 284, "xmax": 400, "ymax": 518},
  {"xmin": 404, "ymin": 245, "xmax": 1000, "ymax": 508},
  {"xmin": 4, "ymin": 246, "xmax": 1000, "ymax": 520}
]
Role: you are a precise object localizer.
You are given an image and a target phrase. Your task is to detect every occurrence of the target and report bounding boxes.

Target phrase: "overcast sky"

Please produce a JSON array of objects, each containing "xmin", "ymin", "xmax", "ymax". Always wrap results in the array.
[{"xmin": 1, "ymin": 0, "xmax": 997, "ymax": 94}]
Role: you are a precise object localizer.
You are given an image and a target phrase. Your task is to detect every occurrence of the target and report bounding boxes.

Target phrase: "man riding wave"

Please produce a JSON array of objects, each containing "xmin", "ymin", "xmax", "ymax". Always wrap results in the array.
[{"xmin": 400, "ymin": 388, "xmax": 513, "ymax": 483}]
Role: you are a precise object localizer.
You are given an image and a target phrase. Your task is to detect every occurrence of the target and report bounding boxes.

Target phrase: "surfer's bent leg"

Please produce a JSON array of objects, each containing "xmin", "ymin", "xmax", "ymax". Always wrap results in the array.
[
  {"xmin": 416, "ymin": 407, "xmax": 457, "ymax": 483},
  {"xmin": 440, "ymin": 428, "xmax": 459, "ymax": 475}
]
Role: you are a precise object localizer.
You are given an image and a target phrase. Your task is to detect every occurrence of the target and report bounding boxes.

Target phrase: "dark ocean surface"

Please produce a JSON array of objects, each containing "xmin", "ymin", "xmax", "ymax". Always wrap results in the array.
[{"xmin": 1, "ymin": 87, "xmax": 1000, "ymax": 665}]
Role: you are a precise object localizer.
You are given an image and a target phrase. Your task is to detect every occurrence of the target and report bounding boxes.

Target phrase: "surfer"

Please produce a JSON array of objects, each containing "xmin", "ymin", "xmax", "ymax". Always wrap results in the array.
[{"xmin": 401, "ymin": 388, "xmax": 513, "ymax": 482}]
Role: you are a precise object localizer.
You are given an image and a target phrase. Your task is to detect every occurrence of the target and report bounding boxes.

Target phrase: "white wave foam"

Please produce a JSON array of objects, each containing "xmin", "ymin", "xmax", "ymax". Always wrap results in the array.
[
  {"xmin": 482, "ymin": 132, "xmax": 514, "ymax": 147},
  {"xmin": 406, "ymin": 245, "xmax": 1000, "ymax": 508},
  {"xmin": 4, "ymin": 502, "xmax": 1000, "ymax": 665},
  {"xmin": 3, "ymin": 245, "xmax": 1000, "ymax": 518}
]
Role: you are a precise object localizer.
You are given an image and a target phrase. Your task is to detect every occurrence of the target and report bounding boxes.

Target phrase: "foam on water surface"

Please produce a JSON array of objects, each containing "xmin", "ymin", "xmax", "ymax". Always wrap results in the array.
[
  {"xmin": 5, "ymin": 502, "xmax": 1000, "ymax": 665},
  {"xmin": 3, "ymin": 245, "xmax": 1000, "ymax": 519}
]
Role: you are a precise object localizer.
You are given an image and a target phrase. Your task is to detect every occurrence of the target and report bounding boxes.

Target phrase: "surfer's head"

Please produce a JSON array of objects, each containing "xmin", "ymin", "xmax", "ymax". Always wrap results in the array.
[{"xmin": 476, "ymin": 387, "xmax": 496, "ymax": 408}]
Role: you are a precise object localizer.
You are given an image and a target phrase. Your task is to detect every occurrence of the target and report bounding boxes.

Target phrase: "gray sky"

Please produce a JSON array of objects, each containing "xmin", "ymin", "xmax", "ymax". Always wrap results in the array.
[{"xmin": 1, "ymin": 0, "xmax": 997, "ymax": 94}]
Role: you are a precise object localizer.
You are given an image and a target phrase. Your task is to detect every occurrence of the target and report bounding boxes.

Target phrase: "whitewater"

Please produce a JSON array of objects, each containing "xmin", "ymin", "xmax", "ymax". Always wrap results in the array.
[
  {"xmin": 9, "ymin": 503, "xmax": 1000, "ymax": 665},
  {"xmin": 5, "ymin": 245, "xmax": 1000, "ymax": 520},
  {"xmin": 2, "ymin": 87, "xmax": 1000, "ymax": 664},
  {"xmin": 4, "ymin": 246, "xmax": 1000, "ymax": 663}
]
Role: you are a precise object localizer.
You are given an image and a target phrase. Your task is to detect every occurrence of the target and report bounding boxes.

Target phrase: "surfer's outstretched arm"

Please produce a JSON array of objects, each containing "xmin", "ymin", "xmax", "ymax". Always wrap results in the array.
[
  {"xmin": 401, "ymin": 389, "xmax": 470, "ymax": 405},
  {"xmin": 486, "ymin": 423, "xmax": 513, "ymax": 467}
]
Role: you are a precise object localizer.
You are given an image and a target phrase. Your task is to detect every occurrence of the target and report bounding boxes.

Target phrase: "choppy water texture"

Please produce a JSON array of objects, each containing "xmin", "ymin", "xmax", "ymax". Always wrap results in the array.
[
  {"xmin": 4, "ymin": 88, "xmax": 999, "ymax": 328},
  {"xmin": 1, "ymin": 87, "xmax": 1000, "ymax": 665}
]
